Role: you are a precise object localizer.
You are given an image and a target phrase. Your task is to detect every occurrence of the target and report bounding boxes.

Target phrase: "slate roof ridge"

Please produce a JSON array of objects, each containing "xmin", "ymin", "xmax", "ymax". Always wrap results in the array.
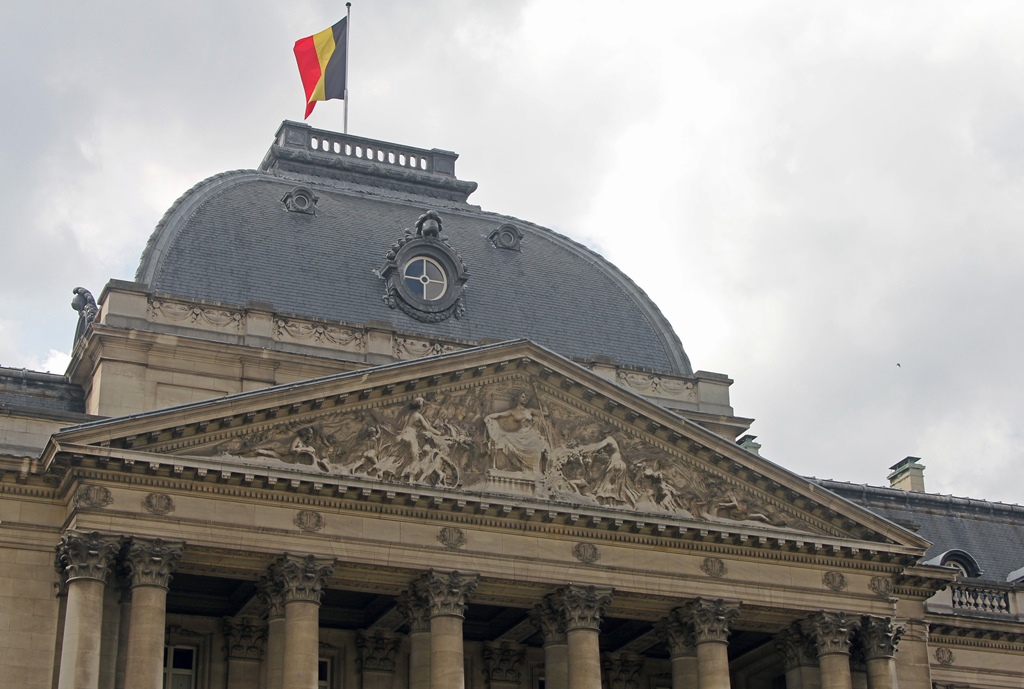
[{"xmin": 811, "ymin": 477, "xmax": 1024, "ymax": 517}]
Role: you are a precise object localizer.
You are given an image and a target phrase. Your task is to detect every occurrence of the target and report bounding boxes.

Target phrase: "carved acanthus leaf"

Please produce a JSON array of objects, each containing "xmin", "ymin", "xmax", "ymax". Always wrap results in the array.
[
  {"xmin": 357, "ymin": 630, "xmax": 401, "ymax": 673},
  {"xmin": 271, "ymin": 554, "xmax": 334, "ymax": 604},
  {"xmin": 223, "ymin": 617, "xmax": 267, "ymax": 660},
  {"xmin": 681, "ymin": 598, "xmax": 740, "ymax": 644},
  {"xmin": 55, "ymin": 531, "xmax": 120, "ymax": 584},
  {"xmin": 803, "ymin": 611, "xmax": 858, "ymax": 656},
  {"xmin": 774, "ymin": 625, "xmax": 818, "ymax": 670},
  {"xmin": 483, "ymin": 641, "xmax": 526, "ymax": 682},
  {"xmin": 530, "ymin": 597, "xmax": 568, "ymax": 645},
  {"xmin": 859, "ymin": 616, "xmax": 904, "ymax": 660},
  {"xmin": 124, "ymin": 538, "xmax": 184, "ymax": 589},
  {"xmin": 549, "ymin": 584, "xmax": 613, "ymax": 632},
  {"xmin": 395, "ymin": 589, "xmax": 432, "ymax": 633},
  {"xmin": 413, "ymin": 570, "xmax": 477, "ymax": 619}
]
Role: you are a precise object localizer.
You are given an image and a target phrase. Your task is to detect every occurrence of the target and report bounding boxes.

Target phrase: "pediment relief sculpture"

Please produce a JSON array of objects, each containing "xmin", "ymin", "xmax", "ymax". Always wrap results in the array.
[{"xmin": 192, "ymin": 381, "xmax": 805, "ymax": 531}]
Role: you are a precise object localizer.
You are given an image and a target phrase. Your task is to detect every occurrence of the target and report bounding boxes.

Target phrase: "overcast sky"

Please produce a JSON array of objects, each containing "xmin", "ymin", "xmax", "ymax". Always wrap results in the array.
[{"xmin": 2, "ymin": 1, "xmax": 1022, "ymax": 504}]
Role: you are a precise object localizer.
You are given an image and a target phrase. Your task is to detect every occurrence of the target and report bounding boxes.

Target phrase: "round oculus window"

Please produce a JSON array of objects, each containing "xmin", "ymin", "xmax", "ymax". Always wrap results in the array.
[{"xmin": 403, "ymin": 256, "xmax": 448, "ymax": 301}]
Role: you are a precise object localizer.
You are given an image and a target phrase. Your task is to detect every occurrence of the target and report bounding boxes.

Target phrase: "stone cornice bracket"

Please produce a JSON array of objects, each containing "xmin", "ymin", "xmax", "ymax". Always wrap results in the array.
[
  {"xmin": 774, "ymin": 625, "xmax": 819, "ymax": 671},
  {"xmin": 271, "ymin": 554, "xmax": 334, "ymax": 605},
  {"xmin": 859, "ymin": 616, "xmax": 904, "ymax": 660},
  {"xmin": 681, "ymin": 598, "xmax": 740, "ymax": 645},
  {"xmin": 549, "ymin": 583, "xmax": 614, "ymax": 632},
  {"xmin": 54, "ymin": 530, "xmax": 121, "ymax": 584},
  {"xmin": 357, "ymin": 629, "xmax": 401, "ymax": 674},
  {"xmin": 223, "ymin": 616, "xmax": 267, "ymax": 661},
  {"xmin": 256, "ymin": 572, "xmax": 285, "ymax": 619},
  {"xmin": 124, "ymin": 538, "xmax": 184, "ymax": 590},
  {"xmin": 413, "ymin": 570, "xmax": 478, "ymax": 619},
  {"xmin": 803, "ymin": 611, "xmax": 858, "ymax": 657},
  {"xmin": 655, "ymin": 610, "xmax": 697, "ymax": 658},
  {"xmin": 530, "ymin": 597, "xmax": 568, "ymax": 646},
  {"xmin": 482, "ymin": 641, "xmax": 527, "ymax": 683},
  {"xmin": 395, "ymin": 588, "xmax": 432, "ymax": 633}
]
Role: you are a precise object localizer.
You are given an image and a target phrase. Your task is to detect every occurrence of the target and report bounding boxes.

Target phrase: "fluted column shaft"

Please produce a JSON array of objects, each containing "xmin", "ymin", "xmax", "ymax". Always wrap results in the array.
[
  {"xmin": 531, "ymin": 599, "xmax": 569, "ymax": 689},
  {"xmin": 273, "ymin": 554, "xmax": 334, "ymax": 689},
  {"xmin": 258, "ymin": 573, "xmax": 287, "ymax": 689},
  {"xmin": 397, "ymin": 589, "xmax": 432, "ymax": 689},
  {"xmin": 413, "ymin": 570, "xmax": 477, "ymax": 689},
  {"xmin": 683, "ymin": 599, "xmax": 739, "ymax": 689},
  {"xmin": 860, "ymin": 616, "xmax": 903, "ymax": 689},
  {"xmin": 123, "ymin": 539, "xmax": 183, "ymax": 689},
  {"xmin": 548, "ymin": 584, "xmax": 612, "ymax": 689},
  {"xmin": 55, "ymin": 531, "xmax": 120, "ymax": 689},
  {"xmin": 804, "ymin": 612, "xmax": 856, "ymax": 689},
  {"xmin": 657, "ymin": 609, "xmax": 698, "ymax": 689}
]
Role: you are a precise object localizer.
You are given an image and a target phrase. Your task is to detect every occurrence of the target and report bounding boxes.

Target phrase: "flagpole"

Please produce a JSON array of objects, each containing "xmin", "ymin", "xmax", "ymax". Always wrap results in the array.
[{"xmin": 344, "ymin": 2, "xmax": 352, "ymax": 133}]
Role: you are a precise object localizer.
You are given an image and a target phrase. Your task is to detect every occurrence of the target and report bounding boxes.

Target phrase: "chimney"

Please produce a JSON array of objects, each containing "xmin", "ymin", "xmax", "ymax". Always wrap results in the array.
[{"xmin": 887, "ymin": 456, "xmax": 925, "ymax": 492}]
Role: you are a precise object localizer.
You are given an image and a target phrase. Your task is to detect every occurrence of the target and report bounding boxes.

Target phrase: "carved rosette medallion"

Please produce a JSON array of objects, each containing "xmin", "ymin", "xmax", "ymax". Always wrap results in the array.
[
  {"xmin": 822, "ymin": 571, "xmax": 847, "ymax": 591},
  {"xmin": 572, "ymin": 543, "xmax": 600, "ymax": 564},
  {"xmin": 655, "ymin": 611, "xmax": 697, "ymax": 658},
  {"xmin": 271, "ymin": 554, "xmax": 334, "ymax": 604},
  {"xmin": 803, "ymin": 611, "xmax": 857, "ymax": 656},
  {"xmin": 223, "ymin": 617, "xmax": 267, "ymax": 660},
  {"xmin": 438, "ymin": 526, "xmax": 466, "ymax": 549},
  {"xmin": 142, "ymin": 493, "xmax": 174, "ymax": 515},
  {"xmin": 934, "ymin": 647, "xmax": 955, "ymax": 666},
  {"xmin": 294, "ymin": 510, "xmax": 325, "ymax": 533},
  {"xmin": 395, "ymin": 589, "xmax": 432, "ymax": 633},
  {"xmin": 530, "ymin": 598, "xmax": 568, "ymax": 645},
  {"xmin": 413, "ymin": 570, "xmax": 477, "ymax": 619},
  {"xmin": 549, "ymin": 584, "xmax": 613, "ymax": 632},
  {"xmin": 860, "ymin": 617, "xmax": 904, "ymax": 660},
  {"xmin": 700, "ymin": 557, "xmax": 727, "ymax": 578},
  {"xmin": 124, "ymin": 538, "xmax": 184, "ymax": 590},
  {"xmin": 357, "ymin": 630, "xmax": 401, "ymax": 674},
  {"xmin": 774, "ymin": 626, "xmax": 818, "ymax": 670},
  {"xmin": 75, "ymin": 485, "xmax": 113, "ymax": 508},
  {"xmin": 55, "ymin": 531, "xmax": 120, "ymax": 584},
  {"xmin": 682, "ymin": 598, "xmax": 740, "ymax": 644},
  {"xmin": 602, "ymin": 653, "xmax": 644, "ymax": 689},
  {"xmin": 868, "ymin": 576, "xmax": 894, "ymax": 598},
  {"xmin": 483, "ymin": 641, "xmax": 526, "ymax": 683}
]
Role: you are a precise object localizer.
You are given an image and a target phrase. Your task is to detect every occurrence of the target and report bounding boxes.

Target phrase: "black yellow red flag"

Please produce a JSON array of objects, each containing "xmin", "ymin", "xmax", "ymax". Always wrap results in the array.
[{"xmin": 294, "ymin": 18, "xmax": 348, "ymax": 118}]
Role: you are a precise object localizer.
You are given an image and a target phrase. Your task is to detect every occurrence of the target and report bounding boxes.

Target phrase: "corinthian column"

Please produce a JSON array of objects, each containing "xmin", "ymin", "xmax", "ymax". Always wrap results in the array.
[
  {"xmin": 224, "ymin": 616, "xmax": 267, "ymax": 689},
  {"xmin": 123, "ymin": 538, "xmax": 184, "ymax": 689},
  {"xmin": 273, "ymin": 554, "xmax": 334, "ymax": 689},
  {"xmin": 55, "ymin": 531, "xmax": 121, "ymax": 689},
  {"xmin": 774, "ymin": 625, "xmax": 821, "ymax": 689},
  {"xmin": 413, "ymin": 570, "xmax": 478, "ymax": 689},
  {"xmin": 549, "ymin": 584, "xmax": 613, "ymax": 689},
  {"xmin": 683, "ymin": 598, "xmax": 740, "ymax": 689},
  {"xmin": 258, "ymin": 573, "xmax": 287, "ymax": 689},
  {"xmin": 859, "ymin": 617, "xmax": 903, "ymax": 689},
  {"xmin": 656, "ymin": 610, "xmax": 698, "ymax": 689},
  {"xmin": 396, "ymin": 590, "xmax": 432, "ymax": 689},
  {"xmin": 530, "ymin": 597, "xmax": 568, "ymax": 689},
  {"xmin": 804, "ymin": 612, "xmax": 857, "ymax": 689}
]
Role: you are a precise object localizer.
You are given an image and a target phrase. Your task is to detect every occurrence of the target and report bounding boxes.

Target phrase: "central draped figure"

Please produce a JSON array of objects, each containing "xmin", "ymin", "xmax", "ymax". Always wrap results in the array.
[{"xmin": 484, "ymin": 392, "xmax": 549, "ymax": 474}]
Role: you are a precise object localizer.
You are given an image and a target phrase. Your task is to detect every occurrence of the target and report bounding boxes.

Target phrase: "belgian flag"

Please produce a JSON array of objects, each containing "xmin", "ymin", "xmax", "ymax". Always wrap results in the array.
[{"xmin": 294, "ymin": 17, "xmax": 348, "ymax": 119}]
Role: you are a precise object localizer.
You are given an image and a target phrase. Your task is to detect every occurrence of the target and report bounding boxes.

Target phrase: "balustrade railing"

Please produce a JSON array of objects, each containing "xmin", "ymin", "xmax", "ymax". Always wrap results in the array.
[{"xmin": 949, "ymin": 583, "xmax": 1012, "ymax": 615}]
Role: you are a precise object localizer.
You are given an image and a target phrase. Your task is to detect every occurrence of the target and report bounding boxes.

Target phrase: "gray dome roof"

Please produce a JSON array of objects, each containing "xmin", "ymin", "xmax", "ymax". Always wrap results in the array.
[{"xmin": 136, "ymin": 122, "xmax": 692, "ymax": 375}]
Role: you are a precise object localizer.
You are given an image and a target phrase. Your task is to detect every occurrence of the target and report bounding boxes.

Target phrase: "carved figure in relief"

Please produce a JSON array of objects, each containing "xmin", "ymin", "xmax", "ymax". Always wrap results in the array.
[
  {"xmin": 484, "ymin": 391, "xmax": 549, "ymax": 473},
  {"xmin": 290, "ymin": 427, "xmax": 332, "ymax": 472},
  {"xmin": 394, "ymin": 397, "xmax": 463, "ymax": 488},
  {"xmin": 580, "ymin": 436, "xmax": 641, "ymax": 508}
]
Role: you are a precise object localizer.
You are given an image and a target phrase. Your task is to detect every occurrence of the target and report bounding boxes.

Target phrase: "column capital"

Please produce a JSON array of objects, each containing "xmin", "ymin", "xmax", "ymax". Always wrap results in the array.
[
  {"xmin": 529, "ymin": 597, "xmax": 567, "ymax": 645},
  {"xmin": 223, "ymin": 616, "xmax": 267, "ymax": 660},
  {"xmin": 271, "ymin": 554, "xmax": 334, "ymax": 604},
  {"xmin": 482, "ymin": 641, "xmax": 526, "ymax": 684},
  {"xmin": 655, "ymin": 610, "xmax": 696, "ymax": 658},
  {"xmin": 357, "ymin": 629, "xmax": 401, "ymax": 674},
  {"xmin": 774, "ymin": 625, "xmax": 818, "ymax": 671},
  {"xmin": 681, "ymin": 598, "xmax": 740, "ymax": 644},
  {"xmin": 602, "ymin": 652, "xmax": 644, "ymax": 689},
  {"xmin": 859, "ymin": 616, "xmax": 904, "ymax": 660},
  {"xmin": 549, "ymin": 583, "xmax": 613, "ymax": 632},
  {"xmin": 124, "ymin": 538, "xmax": 184, "ymax": 589},
  {"xmin": 55, "ymin": 530, "xmax": 121, "ymax": 584},
  {"xmin": 413, "ymin": 570, "xmax": 478, "ymax": 619},
  {"xmin": 256, "ymin": 572, "xmax": 286, "ymax": 619},
  {"xmin": 396, "ymin": 588, "xmax": 432, "ymax": 633},
  {"xmin": 803, "ymin": 611, "xmax": 858, "ymax": 656}
]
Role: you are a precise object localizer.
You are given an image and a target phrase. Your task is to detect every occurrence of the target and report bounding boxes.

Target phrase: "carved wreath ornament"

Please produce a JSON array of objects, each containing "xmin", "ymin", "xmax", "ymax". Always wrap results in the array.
[{"xmin": 204, "ymin": 383, "xmax": 798, "ymax": 528}]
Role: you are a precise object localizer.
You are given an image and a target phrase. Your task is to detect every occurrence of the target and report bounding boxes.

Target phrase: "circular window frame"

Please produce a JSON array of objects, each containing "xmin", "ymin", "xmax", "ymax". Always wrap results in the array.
[
  {"xmin": 402, "ymin": 255, "xmax": 448, "ymax": 302},
  {"xmin": 387, "ymin": 237, "xmax": 468, "ymax": 317}
]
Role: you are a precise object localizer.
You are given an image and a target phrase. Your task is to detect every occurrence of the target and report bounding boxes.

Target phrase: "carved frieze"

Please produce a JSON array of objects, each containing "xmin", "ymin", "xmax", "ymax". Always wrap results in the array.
[
  {"xmin": 75, "ymin": 485, "xmax": 113, "ymax": 508},
  {"xmin": 616, "ymin": 371, "xmax": 697, "ymax": 401},
  {"xmin": 274, "ymin": 318, "xmax": 365, "ymax": 350},
  {"xmin": 859, "ymin": 616, "xmax": 904, "ymax": 660},
  {"xmin": 148, "ymin": 298, "xmax": 244, "ymax": 331},
  {"xmin": 548, "ymin": 584, "xmax": 613, "ymax": 632},
  {"xmin": 803, "ymin": 611, "xmax": 857, "ymax": 656},
  {"xmin": 681, "ymin": 598, "xmax": 740, "ymax": 644},
  {"xmin": 271, "ymin": 554, "xmax": 333, "ymax": 604},
  {"xmin": 55, "ymin": 531, "xmax": 120, "ymax": 584},
  {"xmin": 124, "ymin": 538, "xmax": 184, "ymax": 589},
  {"xmin": 393, "ymin": 337, "xmax": 461, "ymax": 360},
  {"xmin": 483, "ymin": 641, "xmax": 526, "ymax": 683},
  {"xmin": 223, "ymin": 617, "xmax": 266, "ymax": 660},
  {"xmin": 357, "ymin": 630, "xmax": 401, "ymax": 673},
  {"xmin": 142, "ymin": 493, "xmax": 174, "ymax": 515},
  {"xmin": 413, "ymin": 570, "xmax": 477, "ymax": 619},
  {"xmin": 197, "ymin": 380, "xmax": 802, "ymax": 530}
]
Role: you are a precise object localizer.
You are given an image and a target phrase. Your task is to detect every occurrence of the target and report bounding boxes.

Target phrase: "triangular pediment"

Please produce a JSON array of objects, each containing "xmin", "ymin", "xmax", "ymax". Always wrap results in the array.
[{"xmin": 45, "ymin": 340, "xmax": 929, "ymax": 553}]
